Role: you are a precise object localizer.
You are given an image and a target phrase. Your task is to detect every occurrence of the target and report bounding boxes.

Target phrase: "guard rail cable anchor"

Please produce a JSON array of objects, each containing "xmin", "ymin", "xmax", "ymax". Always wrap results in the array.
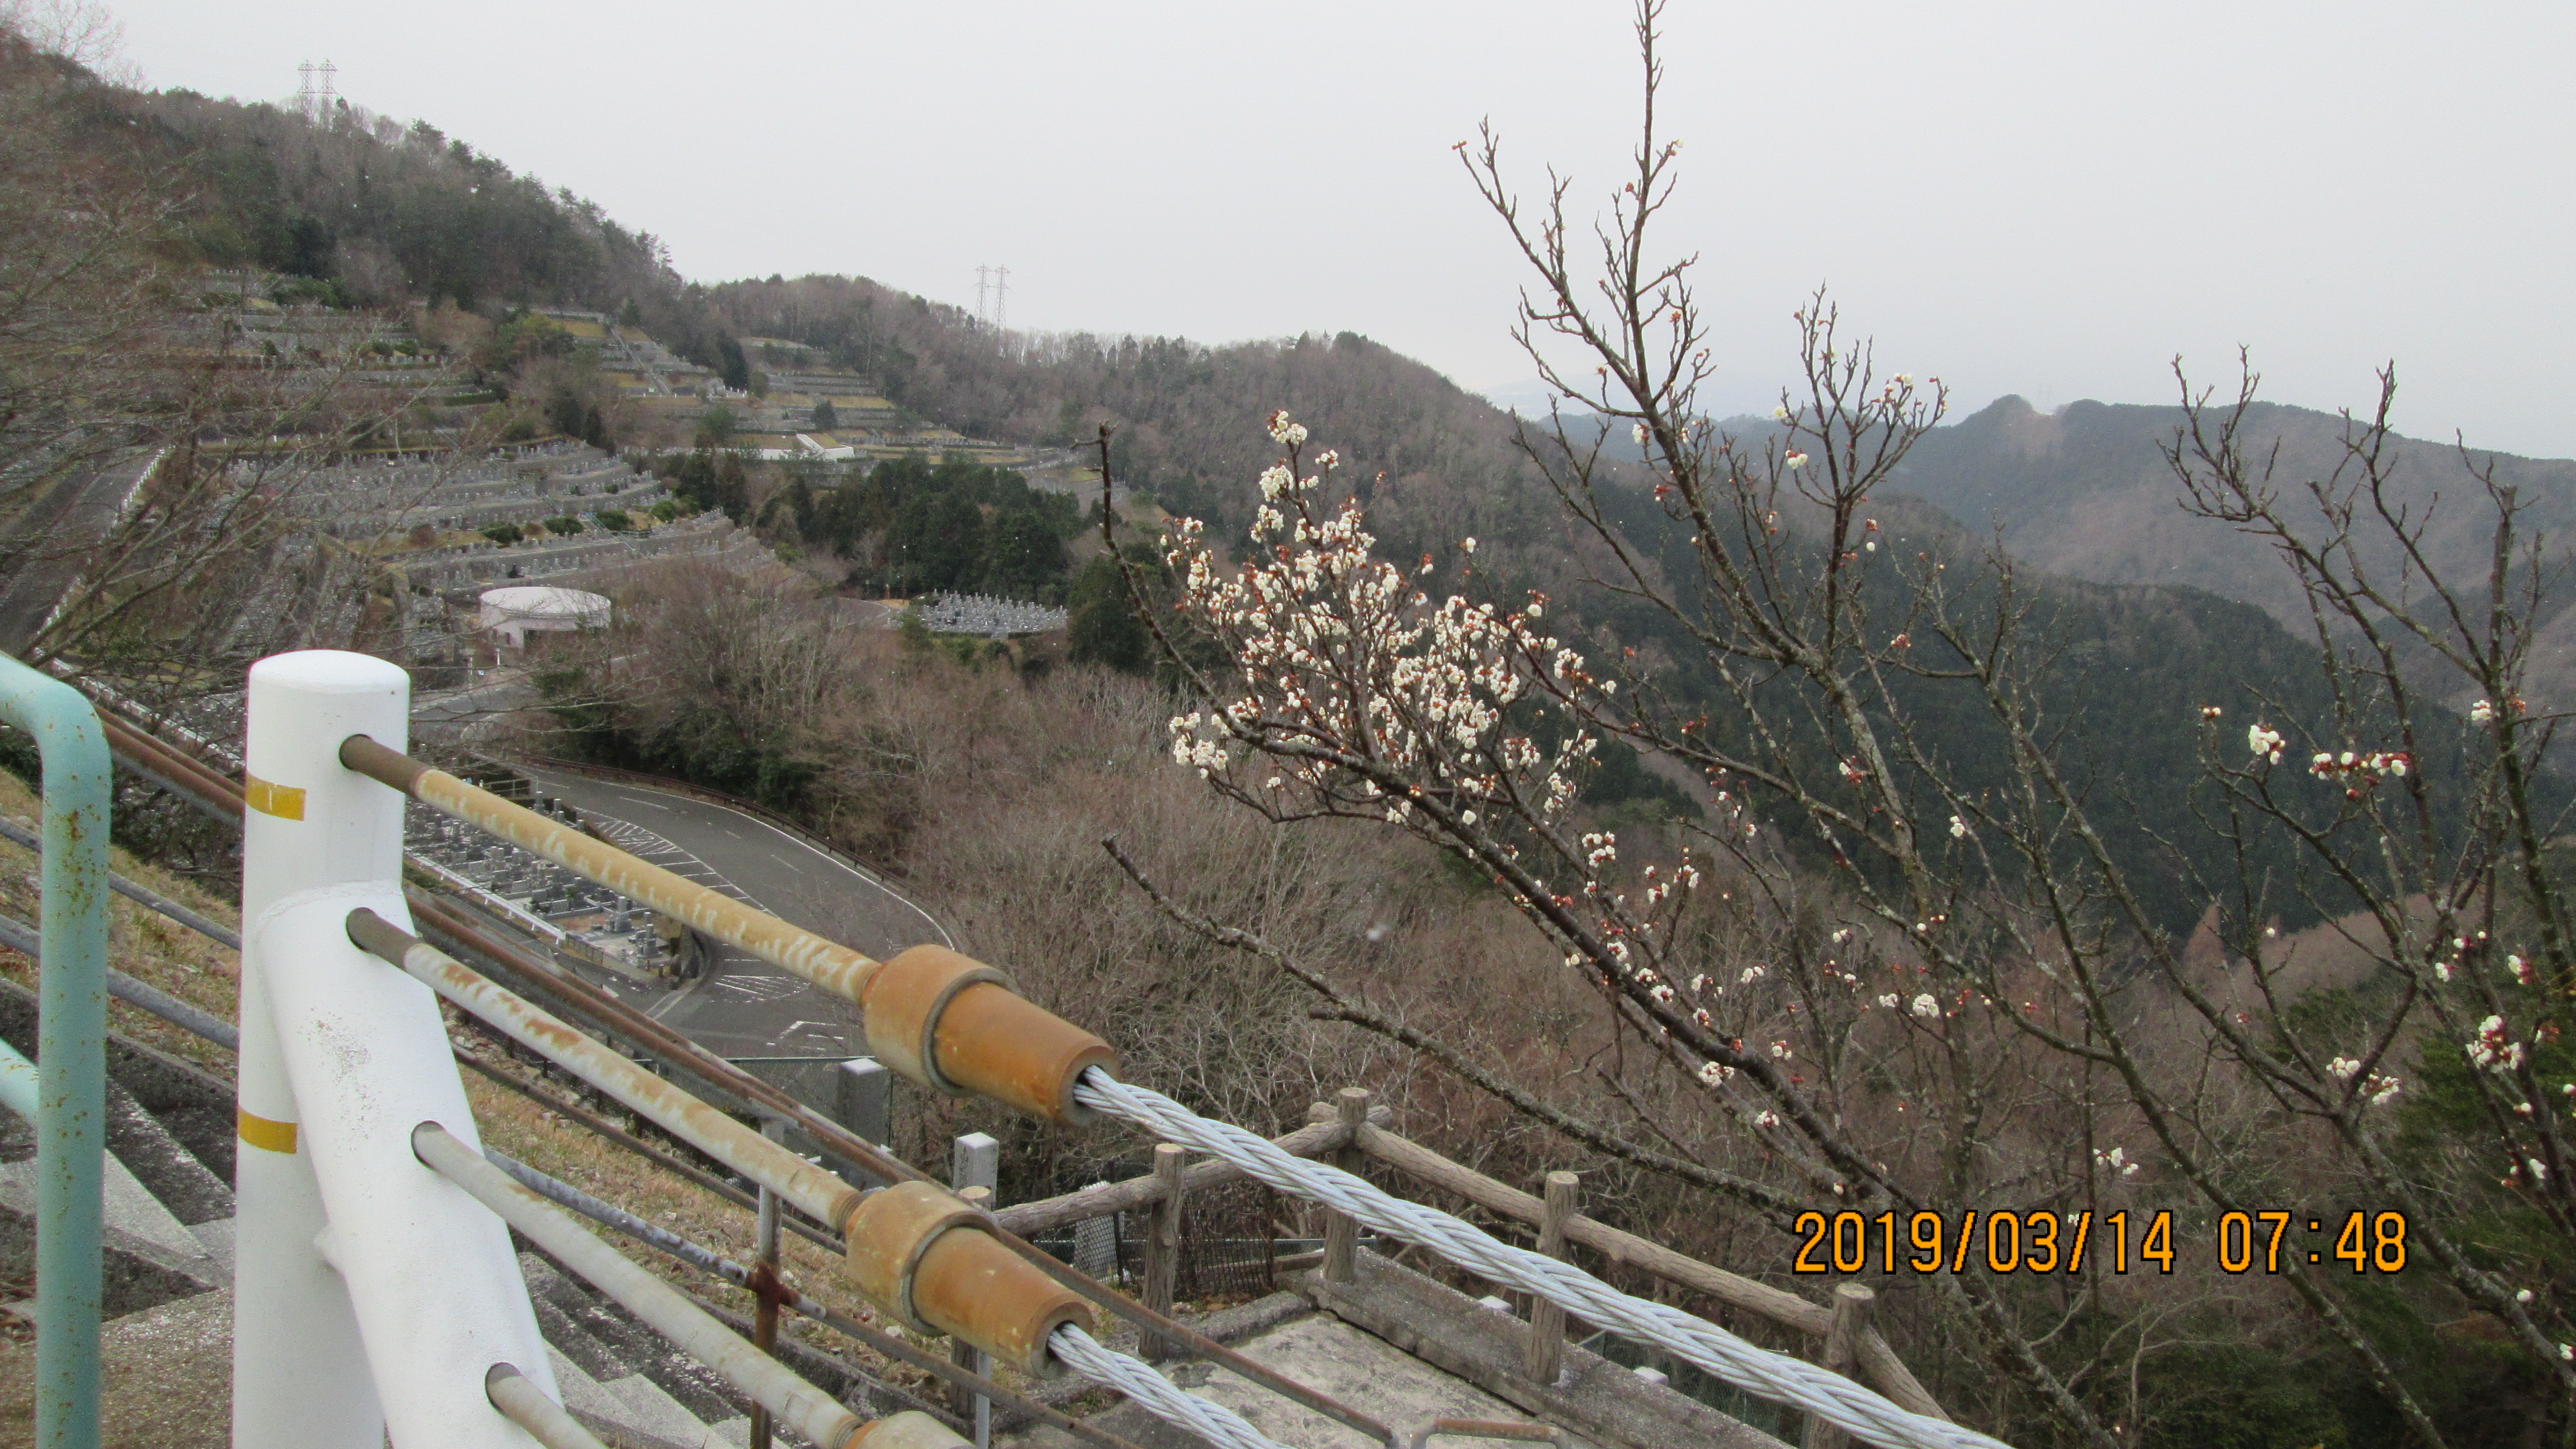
[{"xmin": 347, "ymin": 910, "xmax": 1098, "ymax": 1381}]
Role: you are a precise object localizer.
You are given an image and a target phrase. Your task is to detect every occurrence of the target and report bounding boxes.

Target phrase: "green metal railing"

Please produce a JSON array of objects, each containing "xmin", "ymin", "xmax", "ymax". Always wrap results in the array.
[{"xmin": 0, "ymin": 652, "xmax": 110, "ymax": 1449}]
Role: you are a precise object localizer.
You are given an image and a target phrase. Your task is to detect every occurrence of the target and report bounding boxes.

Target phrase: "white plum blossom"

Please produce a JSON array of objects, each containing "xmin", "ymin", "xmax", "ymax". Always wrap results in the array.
[
  {"xmin": 1948, "ymin": 815, "xmax": 1971, "ymax": 840},
  {"xmin": 1910, "ymin": 993, "xmax": 1941, "ymax": 1019},
  {"xmin": 2472, "ymin": 699, "xmax": 2498, "ymax": 724},
  {"xmin": 1696, "ymin": 1060, "xmax": 1736, "ymax": 1086},
  {"xmin": 2470, "ymin": 1015, "xmax": 2528, "ymax": 1074},
  {"xmin": 1784, "ymin": 450, "xmax": 1809, "ymax": 470},
  {"xmin": 1877, "ymin": 994, "xmax": 1900, "ymax": 1009},
  {"xmin": 2309, "ymin": 748, "xmax": 2411, "ymax": 793},
  {"xmin": 2094, "ymin": 1146, "xmax": 2142, "ymax": 1177},
  {"xmin": 2327, "ymin": 1056, "xmax": 2362, "ymax": 1080},
  {"xmin": 1265, "ymin": 409, "xmax": 1308, "ymax": 447},
  {"xmin": 2247, "ymin": 723, "xmax": 2285, "ymax": 764}
]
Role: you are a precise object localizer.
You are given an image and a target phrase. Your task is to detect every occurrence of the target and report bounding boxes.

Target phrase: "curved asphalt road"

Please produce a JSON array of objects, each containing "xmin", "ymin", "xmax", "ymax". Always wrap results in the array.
[{"xmin": 515, "ymin": 765, "xmax": 953, "ymax": 1060}]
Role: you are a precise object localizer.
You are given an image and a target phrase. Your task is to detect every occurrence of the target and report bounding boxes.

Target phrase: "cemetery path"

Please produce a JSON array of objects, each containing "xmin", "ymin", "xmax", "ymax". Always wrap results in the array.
[{"xmin": 517, "ymin": 765, "xmax": 952, "ymax": 1063}]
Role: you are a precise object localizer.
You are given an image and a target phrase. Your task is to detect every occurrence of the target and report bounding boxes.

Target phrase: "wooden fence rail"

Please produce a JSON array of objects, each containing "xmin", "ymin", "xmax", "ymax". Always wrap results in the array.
[{"xmin": 988, "ymin": 1095, "xmax": 1948, "ymax": 1426}]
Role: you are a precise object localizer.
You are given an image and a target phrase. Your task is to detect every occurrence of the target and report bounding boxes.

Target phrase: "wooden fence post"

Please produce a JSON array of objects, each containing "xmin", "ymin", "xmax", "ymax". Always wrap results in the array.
[
  {"xmin": 1140, "ymin": 1143, "xmax": 1188, "ymax": 1362},
  {"xmin": 1322, "ymin": 1087, "xmax": 1372, "ymax": 1284},
  {"xmin": 1800, "ymin": 1281, "xmax": 1875, "ymax": 1449},
  {"xmin": 1520, "ymin": 1171, "xmax": 1579, "ymax": 1386}
]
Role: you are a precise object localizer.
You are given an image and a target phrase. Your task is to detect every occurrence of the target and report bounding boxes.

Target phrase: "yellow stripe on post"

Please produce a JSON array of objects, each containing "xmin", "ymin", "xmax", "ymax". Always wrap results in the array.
[
  {"xmin": 237, "ymin": 1109, "xmax": 298, "ymax": 1154},
  {"xmin": 245, "ymin": 776, "xmax": 306, "ymax": 820}
]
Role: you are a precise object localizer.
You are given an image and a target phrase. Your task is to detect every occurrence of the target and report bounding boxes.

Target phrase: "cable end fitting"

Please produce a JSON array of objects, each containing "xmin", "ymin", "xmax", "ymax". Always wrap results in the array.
[
  {"xmin": 844, "ymin": 1181, "xmax": 1095, "ymax": 1379},
  {"xmin": 861, "ymin": 945, "xmax": 1118, "ymax": 1125}
]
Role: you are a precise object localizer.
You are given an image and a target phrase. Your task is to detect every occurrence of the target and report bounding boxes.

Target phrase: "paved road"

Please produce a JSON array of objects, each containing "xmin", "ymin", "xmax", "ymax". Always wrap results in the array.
[{"xmin": 514, "ymin": 765, "xmax": 951, "ymax": 1060}]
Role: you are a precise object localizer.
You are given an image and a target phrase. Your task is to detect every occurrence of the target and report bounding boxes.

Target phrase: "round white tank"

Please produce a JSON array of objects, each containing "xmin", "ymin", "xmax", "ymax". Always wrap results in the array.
[{"xmin": 477, "ymin": 585, "xmax": 611, "ymax": 650}]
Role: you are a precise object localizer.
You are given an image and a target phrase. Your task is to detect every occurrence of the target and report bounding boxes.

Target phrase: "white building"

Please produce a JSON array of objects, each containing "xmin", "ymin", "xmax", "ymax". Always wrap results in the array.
[{"xmin": 477, "ymin": 585, "xmax": 610, "ymax": 651}]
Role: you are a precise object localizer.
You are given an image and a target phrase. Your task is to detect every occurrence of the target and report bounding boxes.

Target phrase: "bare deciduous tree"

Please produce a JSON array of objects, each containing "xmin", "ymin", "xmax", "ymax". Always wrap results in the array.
[{"xmin": 1112, "ymin": 4, "xmax": 2576, "ymax": 1444}]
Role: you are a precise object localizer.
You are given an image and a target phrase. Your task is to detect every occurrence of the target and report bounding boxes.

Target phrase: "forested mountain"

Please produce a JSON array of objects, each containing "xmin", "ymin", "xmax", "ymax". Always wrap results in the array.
[
  {"xmin": 1871, "ymin": 394, "xmax": 2576, "ymax": 719},
  {"xmin": 25, "ymin": 30, "xmax": 2557, "ymax": 936},
  {"xmin": 707, "ymin": 276, "xmax": 1563, "ymax": 566},
  {"xmin": 1891, "ymin": 395, "xmax": 2576, "ymax": 621}
]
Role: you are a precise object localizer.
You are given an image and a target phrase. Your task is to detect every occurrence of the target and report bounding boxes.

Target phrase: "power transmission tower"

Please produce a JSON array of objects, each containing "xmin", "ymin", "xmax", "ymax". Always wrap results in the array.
[
  {"xmin": 318, "ymin": 59, "xmax": 338, "ymax": 110},
  {"xmin": 992, "ymin": 266, "xmax": 1008, "ymax": 334},
  {"xmin": 974, "ymin": 265, "xmax": 991, "ymax": 328},
  {"xmin": 295, "ymin": 60, "xmax": 314, "ymax": 116}
]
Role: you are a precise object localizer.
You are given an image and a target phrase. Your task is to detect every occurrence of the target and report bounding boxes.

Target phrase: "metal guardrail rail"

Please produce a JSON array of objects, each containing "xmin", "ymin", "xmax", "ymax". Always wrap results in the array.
[{"xmin": 0, "ymin": 652, "xmax": 110, "ymax": 1449}]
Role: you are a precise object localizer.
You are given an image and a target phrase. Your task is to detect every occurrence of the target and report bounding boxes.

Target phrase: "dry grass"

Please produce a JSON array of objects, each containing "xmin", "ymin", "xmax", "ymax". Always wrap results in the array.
[{"xmin": 0, "ymin": 767, "xmax": 239, "ymax": 1081}]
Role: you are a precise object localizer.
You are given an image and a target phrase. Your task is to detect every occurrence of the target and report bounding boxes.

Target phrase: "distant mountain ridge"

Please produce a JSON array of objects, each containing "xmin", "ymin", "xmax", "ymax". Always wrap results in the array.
[{"xmin": 1887, "ymin": 394, "xmax": 2576, "ymax": 629}]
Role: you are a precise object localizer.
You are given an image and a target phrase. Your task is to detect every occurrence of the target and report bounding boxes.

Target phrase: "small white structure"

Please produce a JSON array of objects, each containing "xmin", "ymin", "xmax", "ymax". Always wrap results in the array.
[{"xmin": 477, "ymin": 585, "xmax": 609, "ymax": 651}]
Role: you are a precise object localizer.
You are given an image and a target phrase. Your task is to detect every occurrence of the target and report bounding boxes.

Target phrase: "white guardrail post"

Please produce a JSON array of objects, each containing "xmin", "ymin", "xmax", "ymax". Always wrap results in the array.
[{"xmin": 236, "ymin": 649, "xmax": 557, "ymax": 1447}]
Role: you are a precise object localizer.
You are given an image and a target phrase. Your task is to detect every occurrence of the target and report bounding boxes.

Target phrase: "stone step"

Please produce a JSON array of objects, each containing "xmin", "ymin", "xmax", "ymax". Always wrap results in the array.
[
  {"xmin": 522, "ymin": 1251, "xmax": 752, "ymax": 1437},
  {"xmin": 0, "ymin": 1148, "xmax": 224, "ymax": 1318},
  {"xmin": 100, "ymin": 1070, "xmax": 231, "ymax": 1227},
  {"xmin": 528, "ymin": 1265, "xmax": 737, "ymax": 1446}
]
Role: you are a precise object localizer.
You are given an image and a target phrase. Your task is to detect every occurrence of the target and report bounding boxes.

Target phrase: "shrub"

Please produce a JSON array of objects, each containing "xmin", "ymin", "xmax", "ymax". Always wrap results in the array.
[
  {"xmin": 480, "ymin": 523, "xmax": 522, "ymax": 544},
  {"xmin": 543, "ymin": 515, "xmax": 584, "ymax": 536}
]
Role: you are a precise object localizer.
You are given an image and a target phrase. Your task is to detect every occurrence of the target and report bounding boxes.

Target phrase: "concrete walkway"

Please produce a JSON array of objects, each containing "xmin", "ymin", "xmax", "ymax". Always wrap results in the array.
[{"xmin": 0, "ymin": 1287, "xmax": 232, "ymax": 1449}]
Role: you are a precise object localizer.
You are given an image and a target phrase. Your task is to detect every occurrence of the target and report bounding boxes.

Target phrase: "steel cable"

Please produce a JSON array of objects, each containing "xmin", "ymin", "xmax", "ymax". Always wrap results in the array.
[{"xmin": 1047, "ymin": 1323, "xmax": 1296, "ymax": 1449}]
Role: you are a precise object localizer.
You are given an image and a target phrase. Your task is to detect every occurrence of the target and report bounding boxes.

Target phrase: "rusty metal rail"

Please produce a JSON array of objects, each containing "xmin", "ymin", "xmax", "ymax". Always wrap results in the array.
[
  {"xmin": 1409, "ymin": 1418, "xmax": 1569, "ymax": 1448},
  {"xmin": 414, "ymin": 1123, "xmax": 966, "ymax": 1449},
  {"xmin": 345, "ymin": 735, "xmax": 1116, "ymax": 1126},
  {"xmin": 343, "ymin": 733, "xmax": 883, "ymax": 1000},
  {"xmin": 349, "ymin": 908, "xmax": 864, "ymax": 1234}
]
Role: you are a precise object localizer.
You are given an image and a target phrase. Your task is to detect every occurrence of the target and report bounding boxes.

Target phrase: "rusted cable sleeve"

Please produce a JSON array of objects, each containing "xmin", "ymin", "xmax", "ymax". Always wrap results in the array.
[
  {"xmin": 487, "ymin": 1148, "xmax": 1144, "ymax": 1449},
  {"xmin": 485, "ymin": 1363, "xmax": 612, "ymax": 1449},
  {"xmin": 862, "ymin": 945, "xmax": 1118, "ymax": 1126},
  {"xmin": 348, "ymin": 908, "xmax": 863, "ymax": 1234},
  {"xmin": 343, "ymin": 734, "xmax": 883, "ymax": 1002},
  {"xmin": 844, "ymin": 1181, "xmax": 1093, "ymax": 1380},
  {"xmin": 415, "ymin": 1123, "xmax": 960, "ymax": 1449},
  {"xmin": 452, "ymin": 1049, "xmax": 841, "ymax": 1254}
]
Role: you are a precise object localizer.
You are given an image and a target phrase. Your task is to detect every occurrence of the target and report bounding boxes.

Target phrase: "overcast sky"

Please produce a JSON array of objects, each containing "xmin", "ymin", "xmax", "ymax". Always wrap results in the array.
[{"xmin": 98, "ymin": 1, "xmax": 2576, "ymax": 456}]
